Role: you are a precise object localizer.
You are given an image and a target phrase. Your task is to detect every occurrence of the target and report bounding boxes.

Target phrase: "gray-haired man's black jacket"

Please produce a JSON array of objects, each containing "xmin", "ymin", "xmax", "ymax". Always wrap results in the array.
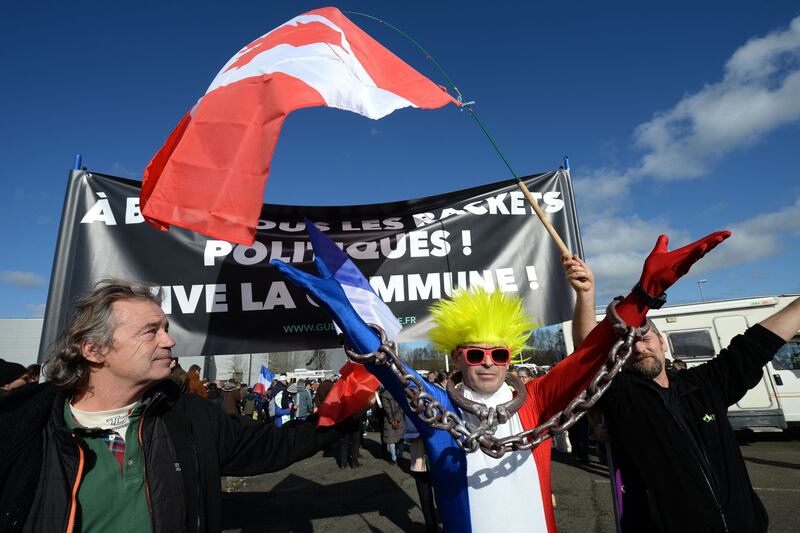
[
  {"xmin": 0, "ymin": 379, "xmax": 354, "ymax": 532},
  {"xmin": 601, "ymin": 324, "xmax": 784, "ymax": 533}
]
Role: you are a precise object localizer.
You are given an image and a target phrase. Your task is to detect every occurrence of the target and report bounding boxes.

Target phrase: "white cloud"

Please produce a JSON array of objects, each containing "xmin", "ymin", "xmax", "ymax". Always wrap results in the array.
[
  {"xmin": 0, "ymin": 271, "xmax": 46, "ymax": 288},
  {"xmin": 573, "ymin": 167, "xmax": 636, "ymax": 223},
  {"xmin": 583, "ymin": 198, "xmax": 800, "ymax": 298},
  {"xmin": 24, "ymin": 304, "xmax": 46, "ymax": 317},
  {"xmin": 693, "ymin": 197, "xmax": 800, "ymax": 273},
  {"xmin": 583, "ymin": 216, "xmax": 689, "ymax": 298},
  {"xmin": 635, "ymin": 16, "xmax": 800, "ymax": 180}
]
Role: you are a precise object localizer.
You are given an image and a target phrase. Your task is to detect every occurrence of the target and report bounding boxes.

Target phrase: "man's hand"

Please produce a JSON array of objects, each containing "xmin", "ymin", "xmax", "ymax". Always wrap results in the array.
[
  {"xmin": 564, "ymin": 254, "xmax": 597, "ymax": 347},
  {"xmin": 562, "ymin": 254, "xmax": 594, "ymax": 294},
  {"xmin": 638, "ymin": 231, "xmax": 731, "ymax": 298}
]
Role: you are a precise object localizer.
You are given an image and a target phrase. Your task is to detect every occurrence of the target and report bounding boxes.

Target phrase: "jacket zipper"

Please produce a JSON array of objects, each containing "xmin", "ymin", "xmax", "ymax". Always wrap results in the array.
[
  {"xmin": 138, "ymin": 393, "xmax": 162, "ymax": 531},
  {"xmin": 190, "ymin": 438, "xmax": 202, "ymax": 532},
  {"xmin": 655, "ymin": 390, "xmax": 729, "ymax": 532},
  {"xmin": 65, "ymin": 434, "xmax": 85, "ymax": 533}
]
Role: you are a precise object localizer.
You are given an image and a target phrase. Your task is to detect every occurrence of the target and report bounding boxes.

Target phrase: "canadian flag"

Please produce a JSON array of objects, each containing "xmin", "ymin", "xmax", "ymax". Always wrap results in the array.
[{"xmin": 141, "ymin": 7, "xmax": 459, "ymax": 245}]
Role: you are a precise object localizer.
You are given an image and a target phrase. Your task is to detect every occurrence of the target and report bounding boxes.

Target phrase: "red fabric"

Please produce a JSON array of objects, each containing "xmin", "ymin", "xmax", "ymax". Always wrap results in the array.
[
  {"xmin": 141, "ymin": 7, "xmax": 458, "ymax": 245},
  {"xmin": 518, "ymin": 401, "xmax": 556, "ymax": 533},
  {"xmin": 316, "ymin": 362, "xmax": 380, "ymax": 427}
]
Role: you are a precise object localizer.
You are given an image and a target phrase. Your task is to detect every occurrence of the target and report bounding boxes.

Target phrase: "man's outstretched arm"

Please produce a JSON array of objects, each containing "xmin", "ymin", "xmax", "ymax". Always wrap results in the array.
[
  {"xmin": 690, "ymin": 295, "xmax": 800, "ymax": 406},
  {"xmin": 760, "ymin": 296, "xmax": 800, "ymax": 341}
]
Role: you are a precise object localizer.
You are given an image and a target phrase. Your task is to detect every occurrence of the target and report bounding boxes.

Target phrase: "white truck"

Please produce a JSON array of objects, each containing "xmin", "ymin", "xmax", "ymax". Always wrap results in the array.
[{"xmin": 563, "ymin": 295, "xmax": 800, "ymax": 431}]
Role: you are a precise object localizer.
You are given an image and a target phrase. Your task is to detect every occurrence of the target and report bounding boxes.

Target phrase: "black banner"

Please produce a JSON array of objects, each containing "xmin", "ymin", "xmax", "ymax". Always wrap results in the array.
[{"xmin": 39, "ymin": 170, "xmax": 583, "ymax": 362}]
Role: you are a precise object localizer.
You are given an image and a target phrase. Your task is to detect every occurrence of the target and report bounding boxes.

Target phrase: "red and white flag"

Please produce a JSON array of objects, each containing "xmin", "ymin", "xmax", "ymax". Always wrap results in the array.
[{"xmin": 141, "ymin": 7, "xmax": 459, "ymax": 245}]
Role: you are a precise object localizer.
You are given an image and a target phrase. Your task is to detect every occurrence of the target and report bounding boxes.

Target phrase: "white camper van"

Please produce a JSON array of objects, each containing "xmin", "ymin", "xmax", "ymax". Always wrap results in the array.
[{"xmin": 563, "ymin": 295, "xmax": 800, "ymax": 431}]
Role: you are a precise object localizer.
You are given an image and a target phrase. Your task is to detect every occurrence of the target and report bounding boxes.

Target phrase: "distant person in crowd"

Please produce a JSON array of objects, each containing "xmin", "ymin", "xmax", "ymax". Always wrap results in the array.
[
  {"xmin": 206, "ymin": 381, "xmax": 221, "ymax": 405},
  {"xmin": 221, "ymin": 379, "xmax": 243, "ymax": 416},
  {"xmin": 243, "ymin": 383, "xmax": 267, "ymax": 421},
  {"xmin": 425, "ymin": 371, "xmax": 437, "ymax": 385},
  {"xmin": 404, "ymin": 413, "xmax": 439, "ymax": 532},
  {"xmin": 338, "ymin": 410, "xmax": 364, "ymax": 469},
  {"xmin": 380, "ymin": 388, "xmax": 406, "ymax": 465},
  {"xmin": 517, "ymin": 366, "xmax": 534, "ymax": 385},
  {"xmin": 672, "ymin": 358, "xmax": 687, "ymax": 371},
  {"xmin": 314, "ymin": 374, "xmax": 334, "ymax": 408},
  {"xmin": 25, "ymin": 363, "xmax": 41, "ymax": 383},
  {"xmin": 0, "ymin": 359, "xmax": 28, "ymax": 397},
  {"xmin": 568, "ymin": 256, "xmax": 800, "ymax": 532},
  {"xmin": 169, "ymin": 357, "xmax": 189, "ymax": 393},
  {"xmin": 294, "ymin": 379, "xmax": 314, "ymax": 421},
  {"xmin": 0, "ymin": 279, "xmax": 359, "ymax": 532},
  {"xmin": 272, "ymin": 375, "xmax": 293, "ymax": 427},
  {"xmin": 568, "ymin": 416, "xmax": 590, "ymax": 464},
  {"xmin": 435, "ymin": 372, "xmax": 448, "ymax": 390},
  {"xmin": 187, "ymin": 363, "xmax": 207, "ymax": 398}
]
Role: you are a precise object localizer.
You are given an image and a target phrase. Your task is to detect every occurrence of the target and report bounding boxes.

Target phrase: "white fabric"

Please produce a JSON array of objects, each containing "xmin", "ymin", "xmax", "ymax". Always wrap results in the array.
[
  {"xmin": 461, "ymin": 385, "xmax": 547, "ymax": 532},
  {"xmin": 338, "ymin": 284, "xmax": 402, "ymax": 341},
  {"xmin": 69, "ymin": 401, "xmax": 138, "ymax": 443},
  {"xmin": 204, "ymin": 14, "xmax": 415, "ymax": 119}
]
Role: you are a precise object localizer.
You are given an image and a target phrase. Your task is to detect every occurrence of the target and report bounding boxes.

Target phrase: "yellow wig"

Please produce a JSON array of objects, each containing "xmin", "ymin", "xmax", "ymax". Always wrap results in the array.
[{"xmin": 428, "ymin": 287, "xmax": 538, "ymax": 362}]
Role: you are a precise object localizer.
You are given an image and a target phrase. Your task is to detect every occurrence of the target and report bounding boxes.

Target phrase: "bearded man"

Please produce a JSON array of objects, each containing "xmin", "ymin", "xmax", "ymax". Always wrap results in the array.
[{"xmin": 568, "ymin": 259, "xmax": 800, "ymax": 532}]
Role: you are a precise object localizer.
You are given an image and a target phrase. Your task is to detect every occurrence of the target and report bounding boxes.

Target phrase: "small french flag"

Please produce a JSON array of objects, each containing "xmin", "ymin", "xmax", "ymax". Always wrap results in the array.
[
  {"xmin": 272, "ymin": 219, "xmax": 401, "ymax": 425},
  {"xmin": 304, "ymin": 219, "xmax": 402, "ymax": 343},
  {"xmin": 257, "ymin": 365, "xmax": 275, "ymax": 388}
]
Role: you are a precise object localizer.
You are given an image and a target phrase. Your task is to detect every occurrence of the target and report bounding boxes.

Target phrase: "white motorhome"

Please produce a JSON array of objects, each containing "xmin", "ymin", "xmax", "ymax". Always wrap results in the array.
[{"xmin": 563, "ymin": 295, "xmax": 800, "ymax": 431}]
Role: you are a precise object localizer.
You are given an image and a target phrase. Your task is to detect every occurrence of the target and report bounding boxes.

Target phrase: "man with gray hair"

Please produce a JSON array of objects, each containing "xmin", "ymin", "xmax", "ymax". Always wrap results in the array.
[{"xmin": 0, "ymin": 279, "xmax": 357, "ymax": 533}]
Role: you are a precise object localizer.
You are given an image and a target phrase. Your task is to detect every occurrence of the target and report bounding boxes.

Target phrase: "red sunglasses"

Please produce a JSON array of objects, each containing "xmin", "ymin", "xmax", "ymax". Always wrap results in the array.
[{"xmin": 456, "ymin": 347, "xmax": 512, "ymax": 366}]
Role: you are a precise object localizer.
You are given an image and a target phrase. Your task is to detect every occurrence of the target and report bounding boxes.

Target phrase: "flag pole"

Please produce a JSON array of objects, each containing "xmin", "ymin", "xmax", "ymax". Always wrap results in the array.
[{"xmin": 344, "ymin": 11, "xmax": 572, "ymax": 258}]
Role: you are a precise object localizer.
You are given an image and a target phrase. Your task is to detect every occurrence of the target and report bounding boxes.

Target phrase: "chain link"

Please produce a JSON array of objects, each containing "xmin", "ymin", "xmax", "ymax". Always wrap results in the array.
[{"xmin": 344, "ymin": 297, "xmax": 648, "ymax": 459}]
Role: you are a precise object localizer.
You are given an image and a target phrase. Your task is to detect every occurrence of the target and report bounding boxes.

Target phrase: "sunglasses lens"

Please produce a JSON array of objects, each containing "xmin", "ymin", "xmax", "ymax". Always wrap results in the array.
[
  {"xmin": 465, "ymin": 349, "xmax": 486, "ymax": 365},
  {"xmin": 491, "ymin": 349, "xmax": 511, "ymax": 364}
]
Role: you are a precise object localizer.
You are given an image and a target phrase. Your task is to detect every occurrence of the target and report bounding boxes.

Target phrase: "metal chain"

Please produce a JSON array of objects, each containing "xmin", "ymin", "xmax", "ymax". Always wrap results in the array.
[{"xmin": 344, "ymin": 297, "xmax": 649, "ymax": 459}]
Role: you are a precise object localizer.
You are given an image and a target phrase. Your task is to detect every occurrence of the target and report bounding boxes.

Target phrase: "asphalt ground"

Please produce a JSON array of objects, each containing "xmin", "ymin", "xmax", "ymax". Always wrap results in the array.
[{"xmin": 221, "ymin": 430, "xmax": 799, "ymax": 532}]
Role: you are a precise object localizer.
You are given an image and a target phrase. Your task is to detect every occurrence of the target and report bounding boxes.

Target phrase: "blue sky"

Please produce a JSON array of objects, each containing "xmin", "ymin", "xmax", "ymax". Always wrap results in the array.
[{"xmin": 1, "ymin": 1, "xmax": 799, "ymax": 318}]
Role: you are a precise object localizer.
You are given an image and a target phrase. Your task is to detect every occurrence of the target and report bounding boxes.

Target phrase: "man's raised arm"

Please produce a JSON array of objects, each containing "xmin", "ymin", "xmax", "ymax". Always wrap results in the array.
[{"xmin": 562, "ymin": 254, "xmax": 597, "ymax": 348}]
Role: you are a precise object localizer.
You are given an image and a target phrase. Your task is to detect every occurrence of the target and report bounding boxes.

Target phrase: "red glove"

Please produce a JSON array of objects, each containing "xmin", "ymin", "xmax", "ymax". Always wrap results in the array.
[
  {"xmin": 617, "ymin": 230, "xmax": 730, "ymax": 327},
  {"xmin": 638, "ymin": 231, "xmax": 730, "ymax": 299}
]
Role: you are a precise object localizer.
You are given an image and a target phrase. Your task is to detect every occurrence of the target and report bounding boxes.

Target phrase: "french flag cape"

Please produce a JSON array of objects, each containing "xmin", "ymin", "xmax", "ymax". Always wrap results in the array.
[
  {"xmin": 273, "ymin": 223, "xmax": 613, "ymax": 533},
  {"xmin": 141, "ymin": 7, "xmax": 458, "ymax": 245}
]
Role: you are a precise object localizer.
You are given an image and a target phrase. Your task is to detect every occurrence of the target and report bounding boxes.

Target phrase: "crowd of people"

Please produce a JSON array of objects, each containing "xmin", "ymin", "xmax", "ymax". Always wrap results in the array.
[
  {"xmin": 1, "ymin": 229, "xmax": 799, "ymax": 532},
  {"xmin": 165, "ymin": 362, "xmax": 338, "ymax": 426}
]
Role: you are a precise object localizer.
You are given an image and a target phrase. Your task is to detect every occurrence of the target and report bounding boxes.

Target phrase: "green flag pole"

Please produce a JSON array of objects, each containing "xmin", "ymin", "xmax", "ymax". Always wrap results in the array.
[{"xmin": 345, "ymin": 10, "xmax": 572, "ymax": 258}]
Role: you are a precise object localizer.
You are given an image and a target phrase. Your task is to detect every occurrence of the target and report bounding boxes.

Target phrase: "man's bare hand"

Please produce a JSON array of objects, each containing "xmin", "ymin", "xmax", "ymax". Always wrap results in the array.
[{"xmin": 562, "ymin": 254, "xmax": 594, "ymax": 294}]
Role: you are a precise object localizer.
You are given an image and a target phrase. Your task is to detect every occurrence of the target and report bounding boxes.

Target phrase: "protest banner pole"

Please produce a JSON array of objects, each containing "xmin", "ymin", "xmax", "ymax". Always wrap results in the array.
[{"xmin": 344, "ymin": 11, "xmax": 573, "ymax": 258}]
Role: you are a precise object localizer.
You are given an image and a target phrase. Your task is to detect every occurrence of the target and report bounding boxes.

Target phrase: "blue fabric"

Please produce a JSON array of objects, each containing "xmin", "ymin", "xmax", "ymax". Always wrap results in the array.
[
  {"xmin": 273, "ymin": 225, "xmax": 472, "ymax": 532},
  {"xmin": 259, "ymin": 366, "xmax": 275, "ymax": 383}
]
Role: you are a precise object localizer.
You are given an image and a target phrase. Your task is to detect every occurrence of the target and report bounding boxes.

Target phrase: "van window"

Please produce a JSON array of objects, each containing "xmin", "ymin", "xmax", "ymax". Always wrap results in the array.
[
  {"xmin": 772, "ymin": 341, "xmax": 800, "ymax": 371},
  {"xmin": 667, "ymin": 330, "xmax": 715, "ymax": 358}
]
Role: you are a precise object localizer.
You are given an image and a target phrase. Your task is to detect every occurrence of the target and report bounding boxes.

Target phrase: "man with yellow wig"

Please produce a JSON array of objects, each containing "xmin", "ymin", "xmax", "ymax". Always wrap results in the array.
[{"xmin": 274, "ymin": 222, "xmax": 729, "ymax": 533}]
